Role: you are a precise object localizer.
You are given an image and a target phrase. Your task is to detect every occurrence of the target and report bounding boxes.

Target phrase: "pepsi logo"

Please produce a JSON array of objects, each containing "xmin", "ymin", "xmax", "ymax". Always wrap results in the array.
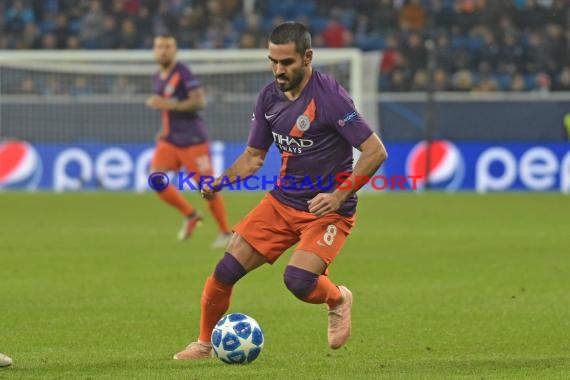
[
  {"xmin": 405, "ymin": 140, "xmax": 465, "ymax": 191},
  {"xmin": 0, "ymin": 141, "xmax": 43, "ymax": 190}
]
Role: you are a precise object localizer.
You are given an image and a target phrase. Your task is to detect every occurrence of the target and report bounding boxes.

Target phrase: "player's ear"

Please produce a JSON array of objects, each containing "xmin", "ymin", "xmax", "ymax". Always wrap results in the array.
[{"xmin": 304, "ymin": 49, "xmax": 313, "ymax": 65}]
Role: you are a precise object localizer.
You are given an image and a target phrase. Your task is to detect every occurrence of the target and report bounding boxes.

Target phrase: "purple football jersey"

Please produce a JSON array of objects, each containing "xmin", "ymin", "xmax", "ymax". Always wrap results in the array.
[
  {"xmin": 153, "ymin": 62, "xmax": 209, "ymax": 147},
  {"xmin": 248, "ymin": 70, "xmax": 373, "ymax": 216}
]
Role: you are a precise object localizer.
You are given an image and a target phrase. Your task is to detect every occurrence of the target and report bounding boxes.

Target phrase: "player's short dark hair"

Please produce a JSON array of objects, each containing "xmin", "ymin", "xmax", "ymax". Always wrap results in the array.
[{"xmin": 269, "ymin": 22, "xmax": 311, "ymax": 55}]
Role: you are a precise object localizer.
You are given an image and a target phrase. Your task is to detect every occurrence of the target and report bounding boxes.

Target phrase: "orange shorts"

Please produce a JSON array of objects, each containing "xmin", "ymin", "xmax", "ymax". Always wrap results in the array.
[
  {"xmin": 151, "ymin": 140, "xmax": 213, "ymax": 176},
  {"xmin": 233, "ymin": 193, "xmax": 356, "ymax": 265}
]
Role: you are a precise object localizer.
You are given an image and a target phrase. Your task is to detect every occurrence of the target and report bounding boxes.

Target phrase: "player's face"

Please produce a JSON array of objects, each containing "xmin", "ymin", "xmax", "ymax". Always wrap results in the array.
[
  {"xmin": 153, "ymin": 37, "xmax": 177, "ymax": 68},
  {"xmin": 268, "ymin": 42, "xmax": 311, "ymax": 93}
]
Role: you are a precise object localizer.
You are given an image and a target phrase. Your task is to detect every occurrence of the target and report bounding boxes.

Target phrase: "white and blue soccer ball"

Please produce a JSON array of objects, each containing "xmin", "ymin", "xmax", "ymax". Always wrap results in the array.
[{"xmin": 211, "ymin": 313, "xmax": 264, "ymax": 364}]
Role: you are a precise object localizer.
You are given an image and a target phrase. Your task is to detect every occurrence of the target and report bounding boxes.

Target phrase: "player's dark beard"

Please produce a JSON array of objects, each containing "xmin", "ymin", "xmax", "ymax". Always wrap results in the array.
[
  {"xmin": 276, "ymin": 69, "xmax": 304, "ymax": 92},
  {"xmin": 159, "ymin": 58, "xmax": 173, "ymax": 69}
]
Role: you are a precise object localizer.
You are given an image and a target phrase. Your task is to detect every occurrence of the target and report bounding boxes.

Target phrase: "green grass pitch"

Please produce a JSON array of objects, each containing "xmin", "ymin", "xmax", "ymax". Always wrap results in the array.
[{"xmin": 0, "ymin": 192, "xmax": 569, "ymax": 379}]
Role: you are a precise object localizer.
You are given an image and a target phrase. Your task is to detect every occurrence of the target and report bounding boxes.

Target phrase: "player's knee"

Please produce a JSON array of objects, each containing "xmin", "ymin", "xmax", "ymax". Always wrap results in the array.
[
  {"xmin": 150, "ymin": 167, "xmax": 169, "ymax": 192},
  {"xmin": 213, "ymin": 252, "xmax": 247, "ymax": 285},
  {"xmin": 283, "ymin": 265, "xmax": 318, "ymax": 300}
]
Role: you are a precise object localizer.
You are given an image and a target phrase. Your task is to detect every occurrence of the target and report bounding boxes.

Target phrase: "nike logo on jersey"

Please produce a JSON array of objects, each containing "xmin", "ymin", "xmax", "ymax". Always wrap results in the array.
[{"xmin": 264, "ymin": 113, "xmax": 277, "ymax": 120}]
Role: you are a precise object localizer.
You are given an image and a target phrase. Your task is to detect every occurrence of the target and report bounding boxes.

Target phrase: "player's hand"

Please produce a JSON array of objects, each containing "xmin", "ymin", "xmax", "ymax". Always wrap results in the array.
[
  {"xmin": 307, "ymin": 193, "xmax": 343, "ymax": 217},
  {"xmin": 201, "ymin": 178, "xmax": 221, "ymax": 200},
  {"xmin": 146, "ymin": 95, "xmax": 163, "ymax": 109}
]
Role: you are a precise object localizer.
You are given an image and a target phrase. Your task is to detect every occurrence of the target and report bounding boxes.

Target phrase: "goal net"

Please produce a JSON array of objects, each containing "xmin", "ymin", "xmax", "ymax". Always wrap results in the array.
[{"xmin": 0, "ymin": 49, "xmax": 378, "ymax": 191}]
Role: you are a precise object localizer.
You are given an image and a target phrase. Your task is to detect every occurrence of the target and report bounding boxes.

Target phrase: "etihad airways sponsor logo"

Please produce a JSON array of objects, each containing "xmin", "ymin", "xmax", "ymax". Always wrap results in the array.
[{"xmin": 271, "ymin": 132, "xmax": 314, "ymax": 154}]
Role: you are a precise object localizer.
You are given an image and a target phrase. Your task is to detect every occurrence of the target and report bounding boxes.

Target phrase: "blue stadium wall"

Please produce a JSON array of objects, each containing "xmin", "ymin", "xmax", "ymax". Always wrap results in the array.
[
  {"xmin": 2, "ymin": 141, "xmax": 569, "ymax": 193},
  {"xmin": 1, "ymin": 100, "xmax": 569, "ymax": 193}
]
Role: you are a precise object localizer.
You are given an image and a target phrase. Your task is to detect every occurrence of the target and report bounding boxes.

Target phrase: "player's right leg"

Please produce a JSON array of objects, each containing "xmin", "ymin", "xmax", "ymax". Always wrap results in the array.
[
  {"xmin": 173, "ymin": 234, "xmax": 267, "ymax": 360},
  {"xmin": 179, "ymin": 142, "xmax": 231, "ymax": 247},
  {"xmin": 151, "ymin": 141, "xmax": 201, "ymax": 240}
]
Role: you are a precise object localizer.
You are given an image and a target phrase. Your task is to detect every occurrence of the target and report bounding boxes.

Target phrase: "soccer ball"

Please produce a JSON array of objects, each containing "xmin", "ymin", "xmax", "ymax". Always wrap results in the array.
[
  {"xmin": 0, "ymin": 353, "xmax": 13, "ymax": 367},
  {"xmin": 211, "ymin": 313, "xmax": 264, "ymax": 364}
]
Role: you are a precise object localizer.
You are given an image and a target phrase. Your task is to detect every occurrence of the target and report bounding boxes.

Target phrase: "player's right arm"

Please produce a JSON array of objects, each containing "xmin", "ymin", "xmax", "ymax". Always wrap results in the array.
[
  {"xmin": 201, "ymin": 147, "xmax": 267, "ymax": 199},
  {"xmin": 202, "ymin": 90, "xmax": 273, "ymax": 200}
]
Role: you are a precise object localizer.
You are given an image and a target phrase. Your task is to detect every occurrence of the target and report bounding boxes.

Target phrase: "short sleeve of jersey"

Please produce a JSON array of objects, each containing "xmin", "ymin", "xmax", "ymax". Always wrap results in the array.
[
  {"xmin": 247, "ymin": 92, "xmax": 273, "ymax": 150},
  {"xmin": 179, "ymin": 64, "xmax": 201, "ymax": 92},
  {"xmin": 323, "ymin": 85, "xmax": 373, "ymax": 148}
]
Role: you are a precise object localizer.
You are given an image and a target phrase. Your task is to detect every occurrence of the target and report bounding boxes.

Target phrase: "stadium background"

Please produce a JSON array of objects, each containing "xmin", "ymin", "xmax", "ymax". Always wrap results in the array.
[
  {"xmin": 1, "ymin": 1, "xmax": 569, "ymax": 379},
  {"xmin": 1, "ymin": 0, "xmax": 569, "ymax": 192}
]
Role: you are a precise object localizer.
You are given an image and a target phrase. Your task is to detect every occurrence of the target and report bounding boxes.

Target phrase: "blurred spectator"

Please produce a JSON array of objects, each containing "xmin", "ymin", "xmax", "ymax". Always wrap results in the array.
[
  {"xmin": 70, "ymin": 76, "xmax": 94, "ymax": 96},
  {"xmin": 388, "ymin": 69, "xmax": 409, "ymax": 91},
  {"xmin": 52, "ymin": 13, "xmax": 71, "ymax": 48},
  {"xmin": 238, "ymin": 32, "xmax": 257, "ymax": 49},
  {"xmin": 402, "ymin": 33, "xmax": 427, "ymax": 72},
  {"xmin": 398, "ymin": 0, "xmax": 426, "ymax": 32},
  {"xmin": 554, "ymin": 67, "xmax": 570, "ymax": 91},
  {"xmin": 66, "ymin": 35, "xmax": 81, "ymax": 49},
  {"xmin": 136, "ymin": 6, "xmax": 153, "ymax": 38},
  {"xmin": 380, "ymin": 34, "xmax": 401, "ymax": 74},
  {"xmin": 1, "ymin": 0, "xmax": 570, "ymax": 92},
  {"xmin": 20, "ymin": 77, "xmax": 37, "ymax": 94},
  {"xmin": 452, "ymin": 69, "xmax": 474, "ymax": 91},
  {"xmin": 42, "ymin": 76, "xmax": 62, "ymax": 95},
  {"xmin": 118, "ymin": 18, "xmax": 139, "ymax": 49},
  {"xmin": 369, "ymin": 0, "xmax": 399, "ymax": 35},
  {"xmin": 524, "ymin": 32, "xmax": 547, "ymax": 74},
  {"xmin": 109, "ymin": 0, "xmax": 128, "ymax": 25},
  {"xmin": 241, "ymin": 12, "xmax": 265, "ymax": 48},
  {"xmin": 534, "ymin": 72, "xmax": 552, "ymax": 94},
  {"xmin": 473, "ymin": 76, "xmax": 499, "ymax": 92},
  {"xmin": 514, "ymin": 0, "xmax": 548, "ymax": 30},
  {"xmin": 410, "ymin": 69, "xmax": 429, "ymax": 91},
  {"xmin": 321, "ymin": 15, "xmax": 353, "ymax": 48},
  {"xmin": 433, "ymin": 68, "xmax": 451, "ymax": 91},
  {"xmin": 510, "ymin": 73, "xmax": 527, "ymax": 91},
  {"xmin": 20, "ymin": 21, "xmax": 39, "ymax": 49},
  {"xmin": 498, "ymin": 34, "xmax": 525, "ymax": 75},
  {"xmin": 80, "ymin": 0, "xmax": 105, "ymax": 48},
  {"xmin": 41, "ymin": 33, "xmax": 57, "ymax": 49},
  {"xmin": 110, "ymin": 75, "xmax": 137, "ymax": 95},
  {"xmin": 432, "ymin": 0, "xmax": 454, "ymax": 30},
  {"xmin": 543, "ymin": 23, "xmax": 565, "ymax": 73},
  {"xmin": 5, "ymin": 0, "xmax": 35, "ymax": 34},
  {"xmin": 435, "ymin": 34, "xmax": 454, "ymax": 72}
]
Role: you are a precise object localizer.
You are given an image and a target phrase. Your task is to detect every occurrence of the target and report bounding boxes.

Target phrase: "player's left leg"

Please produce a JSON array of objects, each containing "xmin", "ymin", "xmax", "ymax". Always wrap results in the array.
[
  {"xmin": 283, "ymin": 213, "xmax": 355, "ymax": 349},
  {"xmin": 151, "ymin": 141, "xmax": 201, "ymax": 240},
  {"xmin": 180, "ymin": 142, "xmax": 231, "ymax": 248}
]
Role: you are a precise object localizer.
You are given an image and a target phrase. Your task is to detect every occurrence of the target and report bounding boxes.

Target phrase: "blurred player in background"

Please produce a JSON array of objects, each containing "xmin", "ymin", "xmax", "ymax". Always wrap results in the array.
[
  {"xmin": 173, "ymin": 22, "xmax": 387, "ymax": 359},
  {"xmin": 146, "ymin": 34, "xmax": 231, "ymax": 249}
]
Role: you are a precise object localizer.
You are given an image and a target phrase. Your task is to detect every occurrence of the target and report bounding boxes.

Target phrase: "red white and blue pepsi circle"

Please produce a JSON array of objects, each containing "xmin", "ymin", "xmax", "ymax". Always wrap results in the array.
[
  {"xmin": 406, "ymin": 140, "xmax": 465, "ymax": 191},
  {"xmin": 0, "ymin": 141, "xmax": 43, "ymax": 190}
]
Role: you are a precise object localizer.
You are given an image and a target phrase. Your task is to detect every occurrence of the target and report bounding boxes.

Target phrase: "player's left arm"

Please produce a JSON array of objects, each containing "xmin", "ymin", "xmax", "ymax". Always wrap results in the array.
[
  {"xmin": 164, "ymin": 87, "xmax": 206, "ymax": 112},
  {"xmin": 308, "ymin": 133, "xmax": 387, "ymax": 216},
  {"xmin": 148, "ymin": 65, "xmax": 207, "ymax": 112},
  {"xmin": 148, "ymin": 88, "xmax": 206, "ymax": 112}
]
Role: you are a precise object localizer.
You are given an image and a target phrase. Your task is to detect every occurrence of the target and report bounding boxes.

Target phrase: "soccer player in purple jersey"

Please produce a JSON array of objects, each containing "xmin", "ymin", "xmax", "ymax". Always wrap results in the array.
[
  {"xmin": 146, "ymin": 34, "xmax": 231, "ymax": 249},
  {"xmin": 173, "ymin": 22, "xmax": 387, "ymax": 359}
]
